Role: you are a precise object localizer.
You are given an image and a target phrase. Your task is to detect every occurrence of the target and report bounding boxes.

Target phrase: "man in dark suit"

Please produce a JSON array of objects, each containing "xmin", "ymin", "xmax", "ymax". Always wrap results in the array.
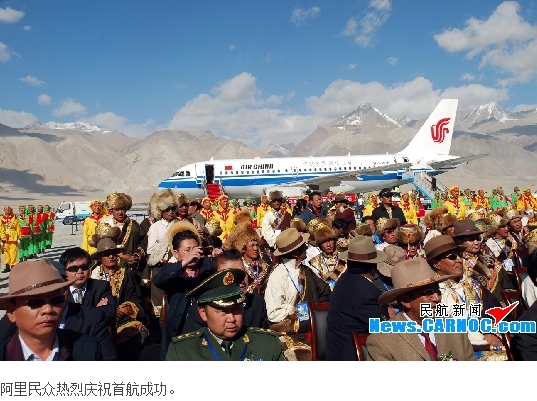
[
  {"xmin": 59, "ymin": 247, "xmax": 116, "ymax": 325},
  {"xmin": 0, "ymin": 300, "xmax": 117, "ymax": 360},
  {"xmin": 0, "ymin": 259, "xmax": 103, "ymax": 361},
  {"xmin": 512, "ymin": 249, "xmax": 537, "ymax": 360},
  {"xmin": 326, "ymin": 236, "xmax": 389, "ymax": 360},
  {"xmin": 182, "ymin": 250, "xmax": 268, "ymax": 333},
  {"xmin": 372, "ymin": 188, "xmax": 407, "ymax": 225}
]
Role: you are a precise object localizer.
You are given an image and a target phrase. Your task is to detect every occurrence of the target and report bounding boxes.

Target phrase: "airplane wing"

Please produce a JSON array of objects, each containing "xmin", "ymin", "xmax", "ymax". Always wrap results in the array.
[
  {"xmin": 428, "ymin": 154, "xmax": 487, "ymax": 170},
  {"xmin": 302, "ymin": 162, "xmax": 412, "ymax": 186}
]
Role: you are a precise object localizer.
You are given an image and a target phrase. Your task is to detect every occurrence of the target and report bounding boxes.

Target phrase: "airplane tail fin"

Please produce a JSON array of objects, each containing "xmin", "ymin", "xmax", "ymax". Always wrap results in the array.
[{"xmin": 399, "ymin": 99, "xmax": 458, "ymax": 155}]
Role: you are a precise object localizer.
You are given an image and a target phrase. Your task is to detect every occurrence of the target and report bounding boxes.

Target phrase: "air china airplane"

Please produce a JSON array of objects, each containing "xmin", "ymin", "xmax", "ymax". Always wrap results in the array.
[{"xmin": 157, "ymin": 99, "xmax": 486, "ymax": 198}]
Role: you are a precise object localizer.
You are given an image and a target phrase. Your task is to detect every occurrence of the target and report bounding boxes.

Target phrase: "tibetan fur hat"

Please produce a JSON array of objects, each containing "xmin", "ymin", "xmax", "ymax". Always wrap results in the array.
[
  {"xmin": 314, "ymin": 226, "xmax": 338, "ymax": 246},
  {"xmin": 224, "ymin": 223, "xmax": 261, "ymax": 252},
  {"xmin": 524, "ymin": 229, "xmax": 537, "ymax": 254},
  {"xmin": 106, "ymin": 192, "xmax": 132, "ymax": 211},
  {"xmin": 376, "ymin": 218, "xmax": 400, "ymax": 237},
  {"xmin": 233, "ymin": 210, "xmax": 253, "ymax": 226},
  {"xmin": 89, "ymin": 223, "xmax": 121, "ymax": 247},
  {"xmin": 423, "ymin": 207, "xmax": 448, "ymax": 231},
  {"xmin": 439, "ymin": 214, "xmax": 457, "ymax": 233},
  {"xmin": 395, "ymin": 224, "xmax": 424, "ymax": 245},
  {"xmin": 355, "ymin": 224, "xmax": 373, "ymax": 237},
  {"xmin": 483, "ymin": 214, "xmax": 510, "ymax": 240},
  {"xmin": 269, "ymin": 190, "xmax": 284, "ymax": 202},
  {"xmin": 176, "ymin": 194, "xmax": 190, "ymax": 207},
  {"xmin": 290, "ymin": 217, "xmax": 308, "ymax": 233},
  {"xmin": 149, "ymin": 189, "xmax": 179, "ymax": 220},
  {"xmin": 205, "ymin": 218, "xmax": 223, "ymax": 237},
  {"xmin": 167, "ymin": 220, "xmax": 201, "ymax": 249}
]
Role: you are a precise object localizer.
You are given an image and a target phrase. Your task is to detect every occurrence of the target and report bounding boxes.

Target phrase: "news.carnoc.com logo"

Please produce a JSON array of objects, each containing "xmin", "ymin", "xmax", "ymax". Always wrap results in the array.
[{"xmin": 369, "ymin": 302, "xmax": 536, "ymax": 334}]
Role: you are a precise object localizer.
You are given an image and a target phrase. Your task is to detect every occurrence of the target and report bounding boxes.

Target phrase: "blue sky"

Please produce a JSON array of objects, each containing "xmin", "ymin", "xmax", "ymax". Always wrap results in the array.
[{"xmin": 1, "ymin": 0, "xmax": 536, "ymax": 146}]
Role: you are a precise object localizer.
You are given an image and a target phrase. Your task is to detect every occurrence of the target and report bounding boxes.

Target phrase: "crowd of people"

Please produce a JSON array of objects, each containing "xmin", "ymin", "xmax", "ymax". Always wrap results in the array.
[{"xmin": 1, "ymin": 183, "xmax": 537, "ymax": 361}]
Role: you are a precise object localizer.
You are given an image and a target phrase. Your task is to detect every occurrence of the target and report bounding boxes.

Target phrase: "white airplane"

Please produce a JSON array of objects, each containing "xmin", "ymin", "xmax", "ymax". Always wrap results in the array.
[{"xmin": 157, "ymin": 99, "xmax": 486, "ymax": 198}]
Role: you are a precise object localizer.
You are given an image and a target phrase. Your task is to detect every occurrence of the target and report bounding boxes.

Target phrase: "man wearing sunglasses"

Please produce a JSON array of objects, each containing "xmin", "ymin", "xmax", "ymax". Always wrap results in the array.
[
  {"xmin": 59, "ymin": 247, "xmax": 116, "ymax": 326},
  {"xmin": 0, "ymin": 259, "xmax": 103, "ymax": 361},
  {"xmin": 424, "ymin": 235, "xmax": 503, "ymax": 351},
  {"xmin": 367, "ymin": 258, "xmax": 475, "ymax": 361}
]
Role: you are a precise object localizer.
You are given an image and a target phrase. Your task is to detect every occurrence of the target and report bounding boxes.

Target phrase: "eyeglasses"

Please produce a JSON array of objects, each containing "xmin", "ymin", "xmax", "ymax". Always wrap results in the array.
[
  {"xmin": 411, "ymin": 287, "xmax": 441, "ymax": 298},
  {"xmin": 102, "ymin": 250, "xmax": 119, "ymax": 258},
  {"xmin": 442, "ymin": 252, "xmax": 461, "ymax": 261},
  {"xmin": 25, "ymin": 295, "xmax": 66, "ymax": 309},
  {"xmin": 66, "ymin": 263, "xmax": 90, "ymax": 273}
]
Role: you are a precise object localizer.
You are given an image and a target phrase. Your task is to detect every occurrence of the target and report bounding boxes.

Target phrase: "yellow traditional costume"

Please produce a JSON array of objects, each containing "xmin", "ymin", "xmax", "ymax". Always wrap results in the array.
[
  {"xmin": 1, "ymin": 206, "xmax": 21, "ymax": 269},
  {"xmin": 444, "ymin": 186, "xmax": 466, "ymax": 219},
  {"xmin": 214, "ymin": 195, "xmax": 235, "ymax": 240},
  {"xmin": 82, "ymin": 199, "xmax": 106, "ymax": 255},
  {"xmin": 399, "ymin": 193, "xmax": 418, "ymax": 224}
]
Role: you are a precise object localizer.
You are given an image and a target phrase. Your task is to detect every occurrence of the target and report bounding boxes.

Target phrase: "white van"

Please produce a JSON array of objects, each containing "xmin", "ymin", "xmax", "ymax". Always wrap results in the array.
[{"xmin": 55, "ymin": 201, "xmax": 92, "ymax": 220}]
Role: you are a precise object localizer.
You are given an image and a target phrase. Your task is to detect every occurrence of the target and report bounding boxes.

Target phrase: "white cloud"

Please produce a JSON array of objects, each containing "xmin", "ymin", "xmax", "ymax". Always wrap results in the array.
[
  {"xmin": 349, "ymin": 63, "xmax": 357, "ymax": 70},
  {"xmin": 512, "ymin": 103, "xmax": 537, "ymax": 112},
  {"xmin": 341, "ymin": 0, "xmax": 391, "ymax": 47},
  {"xmin": 304, "ymin": 76, "xmax": 508, "ymax": 121},
  {"xmin": 168, "ymin": 72, "xmax": 321, "ymax": 146},
  {"xmin": 230, "ymin": 44, "xmax": 236, "ymax": 50},
  {"xmin": 20, "ymin": 75, "xmax": 46, "ymax": 86},
  {"xmin": 0, "ymin": 108, "xmax": 37, "ymax": 128},
  {"xmin": 434, "ymin": 1, "xmax": 537, "ymax": 84},
  {"xmin": 85, "ymin": 112, "xmax": 158, "ymax": 137},
  {"xmin": 264, "ymin": 52, "xmax": 282, "ymax": 63},
  {"xmin": 291, "ymin": 7, "xmax": 321, "ymax": 26},
  {"xmin": 0, "ymin": 7, "xmax": 25, "ymax": 23},
  {"xmin": 52, "ymin": 99, "xmax": 86, "ymax": 117},
  {"xmin": 22, "ymin": 25, "xmax": 31, "ymax": 31},
  {"xmin": 460, "ymin": 73, "xmax": 476, "ymax": 82},
  {"xmin": 387, "ymin": 57, "xmax": 398, "ymax": 65},
  {"xmin": 38, "ymin": 94, "xmax": 51, "ymax": 106},
  {"xmin": 167, "ymin": 72, "xmax": 510, "ymax": 147},
  {"xmin": 0, "ymin": 42, "xmax": 12, "ymax": 62}
]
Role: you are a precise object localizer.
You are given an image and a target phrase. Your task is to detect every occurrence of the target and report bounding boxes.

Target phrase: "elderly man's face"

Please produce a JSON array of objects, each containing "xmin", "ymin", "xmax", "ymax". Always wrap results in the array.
[
  {"xmin": 271, "ymin": 198, "xmax": 282, "ymax": 211},
  {"xmin": 509, "ymin": 217, "xmax": 522, "ymax": 233},
  {"xmin": 220, "ymin": 198, "xmax": 229, "ymax": 210},
  {"xmin": 7, "ymin": 288, "xmax": 66, "ymax": 340},
  {"xmin": 162, "ymin": 207, "xmax": 176, "ymax": 222},
  {"xmin": 383, "ymin": 228, "xmax": 397, "ymax": 244},
  {"xmin": 91, "ymin": 203, "xmax": 102, "ymax": 214},
  {"xmin": 401, "ymin": 284, "xmax": 441, "ymax": 322},
  {"xmin": 112, "ymin": 207, "xmax": 127, "ymax": 222}
]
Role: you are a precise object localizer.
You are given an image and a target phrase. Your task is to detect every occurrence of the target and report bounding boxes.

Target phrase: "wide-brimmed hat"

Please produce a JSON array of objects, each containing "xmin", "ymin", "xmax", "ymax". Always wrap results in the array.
[
  {"xmin": 452, "ymin": 220, "xmax": 482, "ymax": 238},
  {"xmin": 187, "ymin": 269, "xmax": 246, "ymax": 307},
  {"xmin": 378, "ymin": 258, "xmax": 457, "ymax": 305},
  {"xmin": 0, "ymin": 259, "xmax": 74, "ymax": 309},
  {"xmin": 377, "ymin": 245, "xmax": 406, "ymax": 277},
  {"xmin": 334, "ymin": 193, "xmax": 349, "ymax": 204},
  {"xmin": 423, "ymin": 235, "xmax": 464, "ymax": 262},
  {"xmin": 340, "ymin": 235, "xmax": 387, "ymax": 264},
  {"xmin": 378, "ymin": 188, "xmax": 394, "ymax": 198},
  {"xmin": 273, "ymin": 228, "xmax": 309, "ymax": 256},
  {"xmin": 92, "ymin": 238, "xmax": 125, "ymax": 260}
]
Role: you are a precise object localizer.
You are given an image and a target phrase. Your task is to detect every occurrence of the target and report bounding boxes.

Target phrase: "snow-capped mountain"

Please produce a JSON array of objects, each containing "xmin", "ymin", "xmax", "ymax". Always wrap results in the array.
[
  {"xmin": 459, "ymin": 102, "xmax": 515, "ymax": 129},
  {"xmin": 25, "ymin": 121, "xmax": 102, "ymax": 132},
  {"xmin": 262, "ymin": 142, "xmax": 295, "ymax": 157},
  {"xmin": 333, "ymin": 103, "xmax": 401, "ymax": 130}
]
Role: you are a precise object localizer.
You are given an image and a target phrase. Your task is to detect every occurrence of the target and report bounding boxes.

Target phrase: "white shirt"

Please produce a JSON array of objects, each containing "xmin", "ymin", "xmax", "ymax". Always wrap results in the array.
[
  {"xmin": 261, "ymin": 209, "xmax": 281, "ymax": 248},
  {"xmin": 264, "ymin": 259, "xmax": 302, "ymax": 323},
  {"xmin": 147, "ymin": 218, "xmax": 174, "ymax": 254},
  {"xmin": 69, "ymin": 283, "xmax": 87, "ymax": 304},
  {"xmin": 20, "ymin": 335, "xmax": 59, "ymax": 361},
  {"xmin": 522, "ymin": 276, "xmax": 537, "ymax": 309},
  {"xmin": 402, "ymin": 312, "xmax": 437, "ymax": 347}
]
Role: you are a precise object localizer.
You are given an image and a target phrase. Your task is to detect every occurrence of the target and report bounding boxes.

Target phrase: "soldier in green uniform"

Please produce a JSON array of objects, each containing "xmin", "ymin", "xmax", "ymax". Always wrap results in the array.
[{"xmin": 166, "ymin": 268, "xmax": 284, "ymax": 361}]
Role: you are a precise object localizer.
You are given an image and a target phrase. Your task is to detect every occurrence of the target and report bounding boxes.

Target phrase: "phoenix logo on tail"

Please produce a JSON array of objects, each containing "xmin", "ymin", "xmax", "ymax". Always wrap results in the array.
[{"xmin": 430, "ymin": 118, "xmax": 451, "ymax": 143}]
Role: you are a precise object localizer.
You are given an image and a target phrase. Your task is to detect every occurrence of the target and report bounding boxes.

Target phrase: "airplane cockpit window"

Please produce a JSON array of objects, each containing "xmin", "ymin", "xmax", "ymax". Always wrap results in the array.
[
  {"xmin": 185, "ymin": 171, "xmax": 190, "ymax": 176},
  {"xmin": 403, "ymin": 157, "xmax": 409, "ymax": 162}
]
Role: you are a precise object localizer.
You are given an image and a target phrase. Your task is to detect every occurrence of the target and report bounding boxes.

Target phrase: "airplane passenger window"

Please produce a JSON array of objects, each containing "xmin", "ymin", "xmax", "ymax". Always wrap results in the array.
[
  {"xmin": 272, "ymin": 170, "xmax": 275, "ymax": 173},
  {"xmin": 285, "ymin": 169, "xmax": 288, "ymax": 172},
  {"xmin": 241, "ymin": 171, "xmax": 244, "ymax": 174},
  {"xmin": 277, "ymin": 170, "xmax": 280, "ymax": 173},
  {"xmin": 257, "ymin": 170, "xmax": 259, "ymax": 174},
  {"xmin": 225, "ymin": 171, "xmax": 228, "ymax": 175},
  {"xmin": 324, "ymin": 168, "xmax": 327, "ymax": 171},
  {"xmin": 329, "ymin": 168, "xmax": 332, "ymax": 171},
  {"xmin": 262, "ymin": 170, "xmax": 264, "ymax": 173}
]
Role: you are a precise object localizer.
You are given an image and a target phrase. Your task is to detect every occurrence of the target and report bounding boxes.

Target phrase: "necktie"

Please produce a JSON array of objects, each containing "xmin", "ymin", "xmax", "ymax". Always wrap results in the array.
[
  {"xmin": 221, "ymin": 340, "xmax": 232, "ymax": 357},
  {"xmin": 74, "ymin": 288, "xmax": 83, "ymax": 304},
  {"xmin": 421, "ymin": 332, "xmax": 438, "ymax": 361}
]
